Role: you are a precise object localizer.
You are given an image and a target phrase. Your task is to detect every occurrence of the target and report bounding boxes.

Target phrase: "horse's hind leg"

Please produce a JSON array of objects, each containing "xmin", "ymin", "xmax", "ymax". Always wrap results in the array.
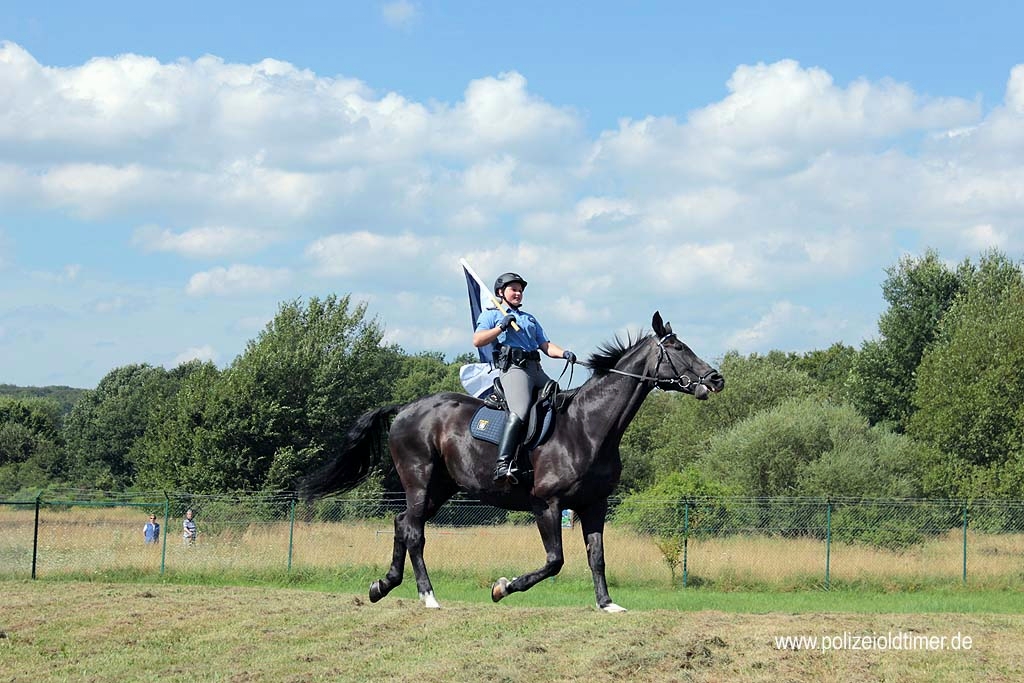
[
  {"xmin": 400, "ymin": 504, "xmax": 440, "ymax": 608},
  {"xmin": 369, "ymin": 511, "xmax": 408, "ymax": 603}
]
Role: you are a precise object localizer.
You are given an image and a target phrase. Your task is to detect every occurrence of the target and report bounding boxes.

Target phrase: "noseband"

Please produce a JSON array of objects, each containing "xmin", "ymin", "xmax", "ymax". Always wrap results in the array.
[{"xmin": 601, "ymin": 334, "xmax": 715, "ymax": 390}]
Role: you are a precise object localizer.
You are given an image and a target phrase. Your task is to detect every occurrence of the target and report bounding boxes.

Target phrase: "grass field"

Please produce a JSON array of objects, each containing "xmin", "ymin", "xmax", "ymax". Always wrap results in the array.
[
  {"xmin": 4, "ymin": 510, "xmax": 1023, "ymax": 681},
  {"xmin": 2, "ymin": 580, "xmax": 1022, "ymax": 682},
  {"xmin": 3, "ymin": 506, "xmax": 1023, "ymax": 593}
]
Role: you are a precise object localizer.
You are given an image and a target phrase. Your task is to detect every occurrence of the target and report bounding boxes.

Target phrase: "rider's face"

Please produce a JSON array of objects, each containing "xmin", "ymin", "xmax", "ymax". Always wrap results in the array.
[{"xmin": 502, "ymin": 283, "xmax": 524, "ymax": 307}]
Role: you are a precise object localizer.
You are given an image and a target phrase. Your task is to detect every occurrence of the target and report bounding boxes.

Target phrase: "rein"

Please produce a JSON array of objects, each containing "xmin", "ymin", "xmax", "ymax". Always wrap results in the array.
[{"xmin": 575, "ymin": 333, "xmax": 713, "ymax": 390}]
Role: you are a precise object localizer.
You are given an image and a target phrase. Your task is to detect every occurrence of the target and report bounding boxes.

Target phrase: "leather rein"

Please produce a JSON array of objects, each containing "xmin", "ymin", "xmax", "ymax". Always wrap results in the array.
[{"xmin": 561, "ymin": 333, "xmax": 714, "ymax": 390}]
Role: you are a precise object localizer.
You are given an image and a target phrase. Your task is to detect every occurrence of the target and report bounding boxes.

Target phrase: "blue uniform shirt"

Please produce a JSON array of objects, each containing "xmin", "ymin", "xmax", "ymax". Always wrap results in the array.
[{"xmin": 476, "ymin": 307, "xmax": 549, "ymax": 351}]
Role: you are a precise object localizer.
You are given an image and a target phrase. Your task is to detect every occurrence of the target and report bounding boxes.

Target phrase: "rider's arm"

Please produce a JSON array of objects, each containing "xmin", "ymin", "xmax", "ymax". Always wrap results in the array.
[
  {"xmin": 539, "ymin": 341, "xmax": 566, "ymax": 358},
  {"xmin": 473, "ymin": 309, "xmax": 503, "ymax": 348}
]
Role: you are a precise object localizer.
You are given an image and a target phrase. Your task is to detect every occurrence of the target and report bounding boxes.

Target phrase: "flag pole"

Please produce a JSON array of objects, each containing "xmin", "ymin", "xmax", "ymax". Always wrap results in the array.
[{"xmin": 460, "ymin": 258, "xmax": 521, "ymax": 332}]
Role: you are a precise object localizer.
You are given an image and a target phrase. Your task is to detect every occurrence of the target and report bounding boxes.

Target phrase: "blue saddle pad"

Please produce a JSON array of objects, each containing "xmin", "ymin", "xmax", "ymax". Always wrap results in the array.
[
  {"xmin": 470, "ymin": 406, "xmax": 507, "ymax": 445},
  {"xmin": 469, "ymin": 405, "xmax": 554, "ymax": 450}
]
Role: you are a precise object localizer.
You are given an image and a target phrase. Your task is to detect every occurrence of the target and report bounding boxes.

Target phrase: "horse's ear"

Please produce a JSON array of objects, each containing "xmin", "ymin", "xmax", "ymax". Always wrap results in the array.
[{"xmin": 652, "ymin": 311, "xmax": 666, "ymax": 336}]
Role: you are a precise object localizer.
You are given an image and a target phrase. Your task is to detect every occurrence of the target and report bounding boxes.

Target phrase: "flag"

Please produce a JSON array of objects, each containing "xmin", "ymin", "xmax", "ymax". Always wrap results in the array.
[
  {"xmin": 461, "ymin": 264, "xmax": 500, "ymax": 398},
  {"xmin": 464, "ymin": 265, "xmax": 493, "ymax": 364}
]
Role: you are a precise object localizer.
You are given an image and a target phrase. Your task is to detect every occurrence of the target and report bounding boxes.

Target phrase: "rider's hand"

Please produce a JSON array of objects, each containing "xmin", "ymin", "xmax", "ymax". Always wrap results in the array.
[
  {"xmin": 562, "ymin": 350, "xmax": 577, "ymax": 364},
  {"xmin": 498, "ymin": 314, "xmax": 516, "ymax": 331}
]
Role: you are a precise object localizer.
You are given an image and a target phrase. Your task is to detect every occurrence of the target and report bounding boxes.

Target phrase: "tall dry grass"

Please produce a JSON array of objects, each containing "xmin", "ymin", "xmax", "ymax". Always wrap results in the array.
[{"xmin": 1, "ymin": 506, "xmax": 1022, "ymax": 589}]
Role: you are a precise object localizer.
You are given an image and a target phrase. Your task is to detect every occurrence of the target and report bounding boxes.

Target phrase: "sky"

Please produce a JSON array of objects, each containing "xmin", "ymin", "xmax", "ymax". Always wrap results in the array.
[{"xmin": 2, "ymin": 1, "xmax": 1023, "ymax": 389}]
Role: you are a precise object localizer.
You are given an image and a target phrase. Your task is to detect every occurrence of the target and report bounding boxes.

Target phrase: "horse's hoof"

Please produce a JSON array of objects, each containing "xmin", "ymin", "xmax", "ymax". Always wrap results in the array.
[
  {"xmin": 491, "ymin": 577, "xmax": 510, "ymax": 602},
  {"xmin": 369, "ymin": 580, "xmax": 385, "ymax": 603},
  {"xmin": 419, "ymin": 591, "xmax": 441, "ymax": 609},
  {"xmin": 599, "ymin": 602, "xmax": 628, "ymax": 613}
]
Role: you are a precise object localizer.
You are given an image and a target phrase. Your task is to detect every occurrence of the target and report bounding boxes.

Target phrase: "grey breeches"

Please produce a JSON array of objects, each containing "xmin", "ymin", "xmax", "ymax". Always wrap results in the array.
[{"xmin": 500, "ymin": 360, "xmax": 552, "ymax": 420}]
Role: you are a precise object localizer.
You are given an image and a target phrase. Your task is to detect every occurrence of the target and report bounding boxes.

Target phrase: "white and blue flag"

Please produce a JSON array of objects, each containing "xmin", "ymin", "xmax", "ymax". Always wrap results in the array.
[{"xmin": 460, "ymin": 264, "xmax": 501, "ymax": 398}]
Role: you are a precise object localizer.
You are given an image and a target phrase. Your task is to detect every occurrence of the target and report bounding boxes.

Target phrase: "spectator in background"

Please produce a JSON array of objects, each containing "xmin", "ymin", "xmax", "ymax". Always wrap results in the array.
[
  {"xmin": 182, "ymin": 509, "xmax": 197, "ymax": 546},
  {"xmin": 143, "ymin": 514, "xmax": 160, "ymax": 544}
]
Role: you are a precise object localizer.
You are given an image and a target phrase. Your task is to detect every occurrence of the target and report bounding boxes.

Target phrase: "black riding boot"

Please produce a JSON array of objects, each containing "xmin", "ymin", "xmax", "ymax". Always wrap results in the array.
[{"xmin": 493, "ymin": 413, "xmax": 526, "ymax": 484}]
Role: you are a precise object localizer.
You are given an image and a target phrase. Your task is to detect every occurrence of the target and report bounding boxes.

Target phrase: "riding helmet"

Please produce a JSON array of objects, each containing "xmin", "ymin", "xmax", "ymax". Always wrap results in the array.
[{"xmin": 493, "ymin": 272, "xmax": 528, "ymax": 297}]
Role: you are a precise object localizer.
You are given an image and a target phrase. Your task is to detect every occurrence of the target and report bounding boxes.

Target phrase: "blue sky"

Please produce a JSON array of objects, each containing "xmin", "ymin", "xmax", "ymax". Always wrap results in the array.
[{"xmin": 2, "ymin": 1, "xmax": 1023, "ymax": 388}]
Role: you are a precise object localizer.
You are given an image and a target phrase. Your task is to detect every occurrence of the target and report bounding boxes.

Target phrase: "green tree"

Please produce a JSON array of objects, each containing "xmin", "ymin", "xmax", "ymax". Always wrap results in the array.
[
  {"xmin": 701, "ymin": 397, "xmax": 834, "ymax": 497},
  {"xmin": 132, "ymin": 361, "xmax": 223, "ymax": 491},
  {"xmin": 0, "ymin": 397, "xmax": 66, "ymax": 494},
  {"xmin": 847, "ymin": 249, "xmax": 964, "ymax": 430},
  {"xmin": 139, "ymin": 295, "xmax": 402, "ymax": 493},
  {"xmin": 614, "ymin": 468, "xmax": 735, "ymax": 583},
  {"xmin": 909, "ymin": 251, "xmax": 1024, "ymax": 496},
  {"xmin": 700, "ymin": 397, "xmax": 933, "ymax": 498},
  {"xmin": 390, "ymin": 351, "xmax": 464, "ymax": 404},
  {"xmin": 621, "ymin": 352, "xmax": 823, "ymax": 484},
  {"xmin": 0, "ymin": 384, "xmax": 88, "ymax": 417},
  {"xmin": 618, "ymin": 392, "xmax": 680, "ymax": 492},
  {"xmin": 62, "ymin": 364, "xmax": 179, "ymax": 489},
  {"xmin": 790, "ymin": 343, "xmax": 858, "ymax": 401}
]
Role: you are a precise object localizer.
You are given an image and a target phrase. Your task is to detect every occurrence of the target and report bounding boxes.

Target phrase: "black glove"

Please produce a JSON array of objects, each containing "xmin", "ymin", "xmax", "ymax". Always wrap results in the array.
[
  {"xmin": 562, "ymin": 350, "xmax": 577, "ymax": 364},
  {"xmin": 498, "ymin": 313, "xmax": 516, "ymax": 331}
]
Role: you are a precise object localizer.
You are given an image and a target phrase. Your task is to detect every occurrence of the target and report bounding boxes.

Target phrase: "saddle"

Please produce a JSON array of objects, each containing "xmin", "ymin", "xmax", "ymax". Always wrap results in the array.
[{"xmin": 469, "ymin": 378, "xmax": 560, "ymax": 472}]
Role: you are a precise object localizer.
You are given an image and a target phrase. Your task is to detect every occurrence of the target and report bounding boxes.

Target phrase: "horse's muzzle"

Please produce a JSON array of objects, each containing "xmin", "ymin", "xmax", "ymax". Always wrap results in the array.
[{"xmin": 695, "ymin": 371, "xmax": 724, "ymax": 399}]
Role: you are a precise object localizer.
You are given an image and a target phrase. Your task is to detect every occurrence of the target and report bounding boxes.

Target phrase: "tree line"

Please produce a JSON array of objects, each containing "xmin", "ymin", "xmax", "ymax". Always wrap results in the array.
[{"xmin": 2, "ymin": 249, "xmax": 1023, "ymax": 501}]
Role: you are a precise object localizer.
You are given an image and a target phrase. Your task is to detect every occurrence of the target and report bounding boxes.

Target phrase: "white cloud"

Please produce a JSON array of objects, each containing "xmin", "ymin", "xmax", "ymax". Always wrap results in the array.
[
  {"xmin": 93, "ymin": 296, "xmax": 127, "ymax": 314},
  {"xmin": 306, "ymin": 231, "xmax": 428, "ymax": 278},
  {"xmin": 4, "ymin": 42, "xmax": 1024, "ymax": 386},
  {"xmin": 725, "ymin": 300, "xmax": 861, "ymax": 354},
  {"xmin": 550, "ymin": 295, "xmax": 610, "ymax": 325},
  {"xmin": 1007, "ymin": 64, "xmax": 1024, "ymax": 113},
  {"xmin": 589, "ymin": 59, "xmax": 980, "ymax": 186},
  {"xmin": 186, "ymin": 264, "xmax": 291, "ymax": 296},
  {"xmin": 961, "ymin": 223, "xmax": 1007, "ymax": 251},
  {"xmin": 382, "ymin": 1, "xmax": 419, "ymax": 29},
  {"xmin": 439, "ymin": 72, "xmax": 583, "ymax": 159},
  {"xmin": 726, "ymin": 300, "xmax": 811, "ymax": 350},
  {"xmin": 30, "ymin": 264, "xmax": 84, "ymax": 284},
  {"xmin": 133, "ymin": 225, "xmax": 278, "ymax": 259},
  {"xmin": 459, "ymin": 155, "xmax": 566, "ymax": 210}
]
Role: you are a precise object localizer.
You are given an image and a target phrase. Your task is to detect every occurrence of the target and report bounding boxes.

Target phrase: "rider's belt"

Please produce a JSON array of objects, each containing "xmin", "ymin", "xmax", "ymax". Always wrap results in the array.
[{"xmin": 498, "ymin": 346, "xmax": 540, "ymax": 369}]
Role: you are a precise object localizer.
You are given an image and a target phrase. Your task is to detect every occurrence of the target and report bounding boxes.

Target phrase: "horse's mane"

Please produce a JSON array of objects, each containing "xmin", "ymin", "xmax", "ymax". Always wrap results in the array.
[{"xmin": 585, "ymin": 330, "xmax": 650, "ymax": 376}]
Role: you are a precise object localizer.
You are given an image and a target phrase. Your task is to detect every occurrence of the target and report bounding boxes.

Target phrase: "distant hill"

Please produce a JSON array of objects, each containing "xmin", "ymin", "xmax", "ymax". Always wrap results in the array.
[{"xmin": 0, "ymin": 384, "xmax": 89, "ymax": 416}]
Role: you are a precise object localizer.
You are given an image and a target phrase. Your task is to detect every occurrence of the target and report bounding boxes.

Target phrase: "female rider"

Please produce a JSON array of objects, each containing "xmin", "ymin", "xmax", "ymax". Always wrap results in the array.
[{"xmin": 473, "ymin": 272, "xmax": 576, "ymax": 484}]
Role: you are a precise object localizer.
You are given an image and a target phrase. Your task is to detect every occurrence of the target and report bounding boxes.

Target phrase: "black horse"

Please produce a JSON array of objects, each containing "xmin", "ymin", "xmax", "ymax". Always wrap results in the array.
[{"xmin": 301, "ymin": 312, "xmax": 724, "ymax": 611}]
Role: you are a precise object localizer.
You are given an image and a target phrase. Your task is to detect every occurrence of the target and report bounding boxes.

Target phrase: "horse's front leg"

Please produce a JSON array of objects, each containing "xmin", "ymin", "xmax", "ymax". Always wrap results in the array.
[
  {"xmin": 576, "ymin": 499, "xmax": 626, "ymax": 613},
  {"xmin": 491, "ymin": 500, "xmax": 564, "ymax": 602}
]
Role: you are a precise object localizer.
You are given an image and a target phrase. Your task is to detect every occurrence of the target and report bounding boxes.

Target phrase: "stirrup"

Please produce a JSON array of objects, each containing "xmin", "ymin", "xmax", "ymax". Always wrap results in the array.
[{"xmin": 494, "ymin": 463, "xmax": 519, "ymax": 486}]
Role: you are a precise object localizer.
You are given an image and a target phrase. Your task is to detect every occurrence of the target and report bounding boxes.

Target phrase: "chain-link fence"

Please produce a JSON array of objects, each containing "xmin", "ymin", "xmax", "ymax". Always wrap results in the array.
[{"xmin": 2, "ymin": 492, "xmax": 1023, "ymax": 590}]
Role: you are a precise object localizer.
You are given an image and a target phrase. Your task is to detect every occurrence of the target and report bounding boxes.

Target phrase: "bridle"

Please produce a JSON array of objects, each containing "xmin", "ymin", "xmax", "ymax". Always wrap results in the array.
[{"xmin": 574, "ymin": 333, "xmax": 715, "ymax": 391}]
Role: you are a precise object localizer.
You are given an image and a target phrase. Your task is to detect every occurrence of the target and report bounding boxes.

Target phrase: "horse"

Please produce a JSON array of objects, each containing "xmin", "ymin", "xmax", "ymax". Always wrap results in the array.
[{"xmin": 301, "ymin": 311, "xmax": 724, "ymax": 611}]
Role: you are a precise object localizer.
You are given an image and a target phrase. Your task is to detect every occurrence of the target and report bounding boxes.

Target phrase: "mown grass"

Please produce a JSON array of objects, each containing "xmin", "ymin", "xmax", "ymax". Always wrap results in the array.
[
  {"xmin": 29, "ymin": 564, "xmax": 1022, "ymax": 615},
  {"xmin": 2, "ymin": 580, "xmax": 1021, "ymax": 683}
]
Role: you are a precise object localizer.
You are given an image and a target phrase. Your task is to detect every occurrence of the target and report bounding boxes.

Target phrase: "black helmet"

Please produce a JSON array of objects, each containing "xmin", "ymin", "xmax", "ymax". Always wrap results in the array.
[{"xmin": 493, "ymin": 272, "xmax": 528, "ymax": 297}]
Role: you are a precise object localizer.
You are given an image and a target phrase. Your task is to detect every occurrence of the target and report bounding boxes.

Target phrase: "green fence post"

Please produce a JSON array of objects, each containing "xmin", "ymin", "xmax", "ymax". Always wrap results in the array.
[
  {"xmin": 31, "ymin": 491, "xmax": 42, "ymax": 580},
  {"xmin": 961, "ymin": 501, "xmax": 968, "ymax": 585},
  {"xmin": 682, "ymin": 499, "xmax": 690, "ymax": 589},
  {"xmin": 287, "ymin": 496, "xmax": 296, "ymax": 572},
  {"xmin": 161, "ymin": 492, "xmax": 170, "ymax": 575},
  {"xmin": 825, "ymin": 498, "xmax": 832, "ymax": 591}
]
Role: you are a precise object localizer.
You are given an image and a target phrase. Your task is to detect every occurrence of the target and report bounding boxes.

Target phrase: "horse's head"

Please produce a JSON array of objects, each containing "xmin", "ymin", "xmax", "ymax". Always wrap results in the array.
[{"xmin": 648, "ymin": 311, "xmax": 725, "ymax": 399}]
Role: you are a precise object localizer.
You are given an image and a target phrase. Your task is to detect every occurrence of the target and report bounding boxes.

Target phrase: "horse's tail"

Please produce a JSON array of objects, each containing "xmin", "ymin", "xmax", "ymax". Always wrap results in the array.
[{"xmin": 300, "ymin": 404, "xmax": 402, "ymax": 499}]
